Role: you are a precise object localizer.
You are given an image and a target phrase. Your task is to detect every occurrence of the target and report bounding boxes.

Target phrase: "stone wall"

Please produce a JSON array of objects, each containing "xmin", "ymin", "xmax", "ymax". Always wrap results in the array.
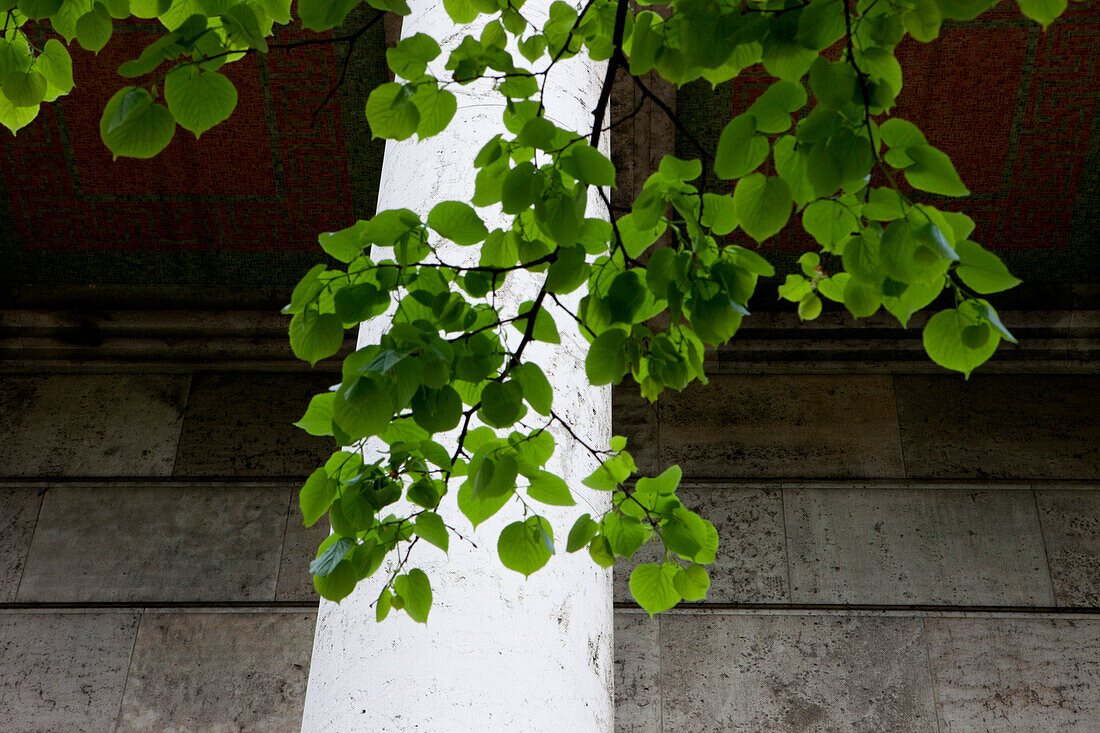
[{"xmin": 0, "ymin": 324, "xmax": 1097, "ymax": 730}]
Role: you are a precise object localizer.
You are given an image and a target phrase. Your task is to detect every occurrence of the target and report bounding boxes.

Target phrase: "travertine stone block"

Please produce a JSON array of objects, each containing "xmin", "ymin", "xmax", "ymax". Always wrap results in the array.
[
  {"xmin": 659, "ymin": 375, "xmax": 904, "ymax": 478},
  {"xmin": 277, "ymin": 489, "xmax": 331, "ymax": 602},
  {"xmin": 0, "ymin": 374, "xmax": 189, "ymax": 476},
  {"xmin": 173, "ymin": 373, "xmax": 333, "ymax": 476},
  {"xmin": 660, "ymin": 613, "xmax": 937, "ymax": 732},
  {"xmin": 18, "ymin": 484, "xmax": 288, "ymax": 602},
  {"xmin": 0, "ymin": 487, "xmax": 41, "ymax": 601},
  {"xmin": 786, "ymin": 489, "xmax": 1053, "ymax": 606},
  {"xmin": 614, "ymin": 487, "xmax": 788, "ymax": 604},
  {"xmin": 613, "ymin": 381, "xmax": 660, "ymax": 475},
  {"xmin": 894, "ymin": 375, "xmax": 1100, "ymax": 479},
  {"xmin": 0, "ymin": 611, "xmax": 139, "ymax": 732},
  {"xmin": 1036, "ymin": 489, "xmax": 1100, "ymax": 607},
  {"xmin": 117, "ymin": 611, "xmax": 315, "ymax": 732},
  {"xmin": 926, "ymin": 617, "xmax": 1100, "ymax": 731},
  {"xmin": 614, "ymin": 612, "xmax": 661, "ymax": 733}
]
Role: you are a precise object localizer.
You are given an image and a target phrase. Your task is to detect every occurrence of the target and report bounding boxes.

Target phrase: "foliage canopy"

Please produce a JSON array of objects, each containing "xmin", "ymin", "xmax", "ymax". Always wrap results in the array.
[{"xmin": 2, "ymin": 0, "xmax": 1072, "ymax": 618}]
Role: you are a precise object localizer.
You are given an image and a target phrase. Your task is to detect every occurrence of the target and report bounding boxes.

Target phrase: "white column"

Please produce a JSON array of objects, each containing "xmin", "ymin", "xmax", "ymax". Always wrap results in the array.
[{"xmin": 301, "ymin": 2, "xmax": 614, "ymax": 730}]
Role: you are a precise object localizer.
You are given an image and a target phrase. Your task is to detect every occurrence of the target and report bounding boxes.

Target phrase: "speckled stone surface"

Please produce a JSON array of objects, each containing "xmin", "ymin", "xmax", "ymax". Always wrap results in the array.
[
  {"xmin": 0, "ymin": 487, "xmax": 41, "ymax": 601},
  {"xmin": 658, "ymin": 375, "xmax": 904, "ymax": 478},
  {"xmin": 173, "ymin": 372, "xmax": 334, "ymax": 477},
  {"xmin": 613, "ymin": 381, "xmax": 660, "ymax": 475},
  {"xmin": 18, "ymin": 484, "xmax": 288, "ymax": 602},
  {"xmin": 1036, "ymin": 489, "xmax": 1100, "ymax": 607},
  {"xmin": 894, "ymin": 375, "xmax": 1100, "ymax": 479},
  {"xmin": 614, "ymin": 487, "xmax": 788, "ymax": 604},
  {"xmin": 0, "ymin": 611, "xmax": 139, "ymax": 733},
  {"xmin": 785, "ymin": 489, "xmax": 1054, "ymax": 606},
  {"xmin": 0, "ymin": 374, "xmax": 190, "ymax": 476},
  {"xmin": 926, "ymin": 617, "xmax": 1100, "ymax": 732},
  {"xmin": 614, "ymin": 612, "xmax": 662, "ymax": 733},
  {"xmin": 277, "ymin": 489, "xmax": 331, "ymax": 602},
  {"xmin": 116, "ymin": 611, "xmax": 315, "ymax": 733},
  {"xmin": 660, "ymin": 613, "xmax": 937, "ymax": 732}
]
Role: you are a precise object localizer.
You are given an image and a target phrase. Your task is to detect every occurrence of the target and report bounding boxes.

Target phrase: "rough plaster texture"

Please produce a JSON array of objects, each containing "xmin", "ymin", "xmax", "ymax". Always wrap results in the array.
[
  {"xmin": 174, "ymin": 373, "xmax": 333, "ymax": 476},
  {"xmin": 659, "ymin": 375, "xmax": 904, "ymax": 478},
  {"xmin": 660, "ymin": 613, "xmax": 938, "ymax": 732},
  {"xmin": 0, "ymin": 611, "xmax": 139, "ymax": 732},
  {"xmin": 117, "ymin": 611, "xmax": 315, "ymax": 732},
  {"xmin": 926, "ymin": 617, "xmax": 1100, "ymax": 731},
  {"xmin": 302, "ymin": 0, "xmax": 615, "ymax": 729},
  {"xmin": 1036, "ymin": 489, "xmax": 1100, "ymax": 607},
  {"xmin": 0, "ymin": 374, "xmax": 190, "ymax": 476},
  {"xmin": 786, "ymin": 488, "xmax": 1054, "ymax": 606},
  {"xmin": 18, "ymin": 484, "xmax": 288, "ymax": 602}
]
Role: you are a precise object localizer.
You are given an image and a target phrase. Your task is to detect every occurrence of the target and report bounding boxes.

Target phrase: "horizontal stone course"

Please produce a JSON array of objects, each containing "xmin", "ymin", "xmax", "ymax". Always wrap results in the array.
[
  {"xmin": 17, "ymin": 483, "xmax": 291, "ymax": 603},
  {"xmin": 0, "ymin": 611, "xmax": 139, "ymax": 733},
  {"xmin": 116, "ymin": 611, "xmax": 315, "ymax": 733},
  {"xmin": 173, "ymin": 372, "xmax": 334, "ymax": 477},
  {"xmin": 0, "ymin": 374, "xmax": 190, "ymax": 477}
]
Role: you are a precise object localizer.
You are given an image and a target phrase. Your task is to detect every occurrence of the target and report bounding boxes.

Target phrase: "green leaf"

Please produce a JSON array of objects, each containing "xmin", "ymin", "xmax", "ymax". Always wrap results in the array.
[
  {"xmin": 903, "ymin": 145, "xmax": 969, "ymax": 197},
  {"xmin": 222, "ymin": 3, "xmax": 268, "ymax": 53},
  {"xmin": 673, "ymin": 564, "xmax": 710, "ymax": 602},
  {"xmin": 566, "ymin": 513, "xmax": 598, "ymax": 552},
  {"xmin": 411, "ymin": 385, "xmax": 462, "ymax": 433},
  {"xmin": 701, "ymin": 193, "xmax": 738, "ymax": 235},
  {"xmin": 411, "ymin": 85, "xmax": 457, "ymax": 138},
  {"xmin": 100, "ymin": 87, "xmax": 176, "ymax": 160},
  {"xmin": 17, "ymin": 0, "xmax": 63, "ymax": 19},
  {"xmin": 318, "ymin": 220, "xmax": 368, "ymax": 263},
  {"xmin": 478, "ymin": 381, "xmax": 526, "ymax": 428},
  {"xmin": 414, "ymin": 512, "xmax": 450, "ymax": 552},
  {"xmin": 843, "ymin": 229, "xmax": 882, "ymax": 282},
  {"xmin": 513, "ymin": 300, "xmax": 560, "ymax": 343},
  {"xmin": 747, "ymin": 80, "xmax": 806, "ymax": 134},
  {"xmin": 365, "ymin": 82, "xmax": 420, "ymax": 141},
  {"xmin": 498, "ymin": 516, "xmax": 554, "ymax": 576},
  {"xmin": 289, "ymin": 309, "xmax": 343, "ymax": 365},
  {"xmin": 602, "ymin": 513, "xmax": 649, "ymax": 558},
  {"xmin": 0, "ymin": 93, "xmax": 39, "ymax": 134},
  {"xmin": 808, "ymin": 57, "xmax": 855, "ymax": 109},
  {"xmin": 511, "ymin": 362, "xmax": 552, "ymax": 415},
  {"xmin": 922, "ymin": 307, "xmax": 999, "ymax": 377},
  {"xmin": 733, "ymin": 173, "xmax": 792, "ymax": 243},
  {"xmin": 457, "ymin": 479, "xmax": 511, "ymax": 529},
  {"xmin": 164, "ymin": 67, "xmax": 237, "ymax": 138},
  {"xmin": 629, "ymin": 562, "xmax": 681, "ymax": 616},
  {"xmin": 585, "ymin": 328, "xmax": 629, "ymax": 385},
  {"xmin": 955, "ymin": 240, "xmax": 1021, "ymax": 294},
  {"xmin": 1016, "ymin": 0, "xmax": 1066, "ymax": 27},
  {"xmin": 333, "ymin": 377, "xmax": 393, "ymax": 440},
  {"xmin": 387, "ymin": 33, "xmax": 441, "ymax": 78},
  {"xmin": 300, "ymin": 467, "xmax": 336, "ymax": 526},
  {"xmin": 1, "ymin": 70, "xmax": 45, "ymax": 107},
  {"xmin": 37, "ymin": 40, "xmax": 74, "ymax": 101},
  {"xmin": 395, "ymin": 568, "xmax": 432, "ymax": 622},
  {"xmin": 715, "ymin": 114, "xmax": 768, "ymax": 180},
  {"xmin": 561, "ymin": 144, "xmax": 616, "ymax": 187},
  {"xmin": 75, "ymin": 2, "xmax": 112, "ymax": 53},
  {"xmin": 443, "ymin": 0, "xmax": 477, "ymax": 22},
  {"xmin": 298, "ymin": 0, "xmax": 359, "ymax": 31},
  {"xmin": 842, "ymin": 277, "xmax": 882, "ymax": 318},
  {"xmin": 428, "ymin": 201, "xmax": 488, "ymax": 245},
  {"xmin": 310, "ymin": 536, "xmax": 354, "ymax": 577},
  {"xmin": 527, "ymin": 471, "xmax": 575, "ymax": 506},
  {"xmin": 905, "ymin": 0, "xmax": 943, "ymax": 41},
  {"xmin": 295, "ymin": 392, "xmax": 335, "ymax": 436},
  {"xmin": 313, "ymin": 559, "xmax": 357, "ymax": 601},
  {"xmin": 634, "ymin": 465, "xmax": 681, "ymax": 495},
  {"xmin": 802, "ymin": 199, "xmax": 858, "ymax": 249},
  {"xmin": 375, "ymin": 588, "xmax": 392, "ymax": 622}
]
